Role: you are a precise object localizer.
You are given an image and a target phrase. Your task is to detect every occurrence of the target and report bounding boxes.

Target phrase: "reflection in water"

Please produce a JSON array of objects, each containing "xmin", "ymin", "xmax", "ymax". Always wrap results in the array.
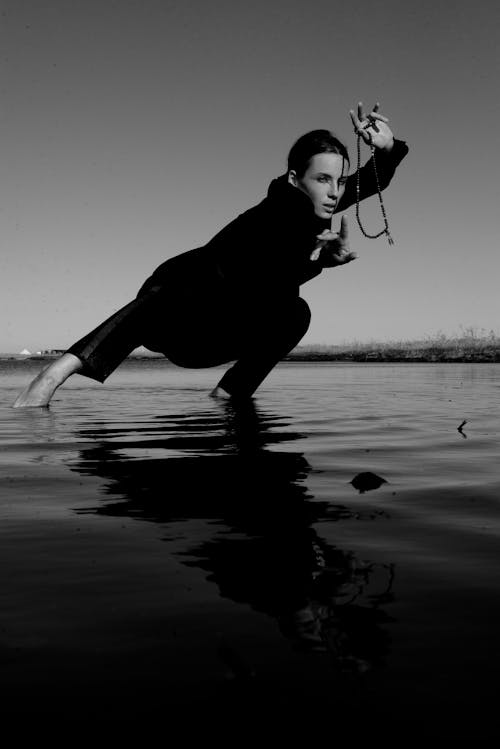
[{"xmin": 69, "ymin": 400, "xmax": 395, "ymax": 674}]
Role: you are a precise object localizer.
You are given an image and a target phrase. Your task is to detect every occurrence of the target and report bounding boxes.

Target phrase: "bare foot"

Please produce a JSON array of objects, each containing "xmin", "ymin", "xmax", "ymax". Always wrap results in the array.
[
  {"xmin": 13, "ymin": 354, "xmax": 83, "ymax": 408},
  {"xmin": 13, "ymin": 367, "xmax": 59, "ymax": 408},
  {"xmin": 209, "ymin": 386, "xmax": 232, "ymax": 400}
]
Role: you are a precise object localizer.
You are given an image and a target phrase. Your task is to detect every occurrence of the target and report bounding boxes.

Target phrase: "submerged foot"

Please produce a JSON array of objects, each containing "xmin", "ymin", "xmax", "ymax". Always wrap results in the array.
[
  {"xmin": 14, "ymin": 353, "xmax": 83, "ymax": 408},
  {"xmin": 13, "ymin": 353, "xmax": 83, "ymax": 408},
  {"xmin": 209, "ymin": 386, "xmax": 255, "ymax": 406},
  {"xmin": 13, "ymin": 368, "xmax": 59, "ymax": 408},
  {"xmin": 209, "ymin": 386, "xmax": 232, "ymax": 400}
]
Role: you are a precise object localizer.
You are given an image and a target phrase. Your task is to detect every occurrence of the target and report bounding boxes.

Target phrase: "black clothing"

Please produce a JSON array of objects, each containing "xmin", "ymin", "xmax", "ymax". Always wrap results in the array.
[
  {"xmin": 69, "ymin": 292, "xmax": 311, "ymax": 397},
  {"xmin": 67, "ymin": 140, "xmax": 408, "ymax": 394},
  {"xmin": 139, "ymin": 139, "xmax": 409, "ymax": 301}
]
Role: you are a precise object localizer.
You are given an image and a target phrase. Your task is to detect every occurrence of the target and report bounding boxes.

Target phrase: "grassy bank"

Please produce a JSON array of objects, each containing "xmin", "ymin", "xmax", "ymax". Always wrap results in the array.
[
  {"xmin": 286, "ymin": 331, "xmax": 500, "ymax": 363},
  {"xmin": 14, "ymin": 330, "xmax": 500, "ymax": 365}
]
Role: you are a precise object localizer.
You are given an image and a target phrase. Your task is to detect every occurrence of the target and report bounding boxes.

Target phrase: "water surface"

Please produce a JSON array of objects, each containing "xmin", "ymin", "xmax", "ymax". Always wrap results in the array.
[{"xmin": 1, "ymin": 360, "xmax": 500, "ymax": 736}]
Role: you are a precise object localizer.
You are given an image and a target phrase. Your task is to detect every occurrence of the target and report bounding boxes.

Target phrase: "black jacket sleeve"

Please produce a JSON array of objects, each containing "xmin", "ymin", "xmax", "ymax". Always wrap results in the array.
[{"xmin": 140, "ymin": 142, "xmax": 408, "ymax": 301}]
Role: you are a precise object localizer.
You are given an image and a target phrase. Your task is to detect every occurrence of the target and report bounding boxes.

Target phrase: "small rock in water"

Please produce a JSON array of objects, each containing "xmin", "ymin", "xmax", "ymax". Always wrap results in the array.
[{"xmin": 350, "ymin": 472, "xmax": 387, "ymax": 494}]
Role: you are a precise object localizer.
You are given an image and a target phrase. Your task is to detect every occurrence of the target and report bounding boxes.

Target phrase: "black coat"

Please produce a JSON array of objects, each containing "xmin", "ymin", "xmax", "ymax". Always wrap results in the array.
[{"xmin": 139, "ymin": 139, "xmax": 409, "ymax": 305}]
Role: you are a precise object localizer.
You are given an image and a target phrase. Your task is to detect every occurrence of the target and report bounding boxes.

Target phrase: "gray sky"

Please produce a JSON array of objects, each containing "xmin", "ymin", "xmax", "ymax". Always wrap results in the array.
[{"xmin": 1, "ymin": 0, "xmax": 499, "ymax": 352}]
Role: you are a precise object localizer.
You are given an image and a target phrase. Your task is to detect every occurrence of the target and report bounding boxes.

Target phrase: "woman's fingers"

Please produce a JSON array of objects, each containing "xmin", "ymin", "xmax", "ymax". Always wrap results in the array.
[
  {"xmin": 349, "ymin": 109, "xmax": 360, "ymax": 130},
  {"xmin": 365, "ymin": 112, "xmax": 389, "ymax": 133},
  {"xmin": 350, "ymin": 102, "xmax": 367, "ymax": 132},
  {"xmin": 351, "ymin": 102, "xmax": 388, "ymax": 135},
  {"xmin": 369, "ymin": 112, "xmax": 389, "ymax": 123},
  {"xmin": 316, "ymin": 232, "xmax": 338, "ymax": 242},
  {"xmin": 317, "ymin": 216, "xmax": 348, "ymax": 241},
  {"xmin": 351, "ymin": 113, "xmax": 370, "ymax": 135},
  {"xmin": 316, "ymin": 229, "xmax": 334, "ymax": 241},
  {"xmin": 332, "ymin": 250, "xmax": 357, "ymax": 265},
  {"xmin": 360, "ymin": 128, "xmax": 374, "ymax": 144}
]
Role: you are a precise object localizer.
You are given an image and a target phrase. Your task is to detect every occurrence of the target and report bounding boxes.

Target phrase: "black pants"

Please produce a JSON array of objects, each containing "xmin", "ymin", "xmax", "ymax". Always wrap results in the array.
[{"xmin": 66, "ymin": 285, "xmax": 311, "ymax": 398}]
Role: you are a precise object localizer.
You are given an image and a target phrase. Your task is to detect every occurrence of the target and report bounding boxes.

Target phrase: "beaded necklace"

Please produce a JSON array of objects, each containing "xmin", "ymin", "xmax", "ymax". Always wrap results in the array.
[{"xmin": 355, "ymin": 132, "xmax": 394, "ymax": 245}]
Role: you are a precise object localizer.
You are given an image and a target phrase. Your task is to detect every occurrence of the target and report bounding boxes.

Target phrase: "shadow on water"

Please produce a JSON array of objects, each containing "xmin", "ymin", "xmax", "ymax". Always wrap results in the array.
[{"xmin": 68, "ymin": 400, "xmax": 395, "ymax": 680}]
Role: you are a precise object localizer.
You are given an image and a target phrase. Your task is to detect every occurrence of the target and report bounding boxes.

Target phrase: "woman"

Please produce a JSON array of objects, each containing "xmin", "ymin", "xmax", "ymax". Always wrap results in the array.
[{"xmin": 14, "ymin": 102, "xmax": 408, "ymax": 407}]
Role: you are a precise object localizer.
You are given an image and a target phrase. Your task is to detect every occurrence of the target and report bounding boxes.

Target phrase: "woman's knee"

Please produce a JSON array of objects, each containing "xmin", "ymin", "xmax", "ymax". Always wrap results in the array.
[
  {"xmin": 274, "ymin": 297, "xmax": 310, "ymax": 343},
  {"xmin": 294, "ymin": 297, "xmax": 311, "ymax": 335},
  {"xmin": 253, "ymin": 296, "xmax": 311, "ymax": 351}
]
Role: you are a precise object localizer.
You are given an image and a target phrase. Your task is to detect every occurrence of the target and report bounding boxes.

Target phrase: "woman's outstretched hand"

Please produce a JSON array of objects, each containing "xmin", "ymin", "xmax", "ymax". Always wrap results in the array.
[
  {"xmin": 349, "ymin": 102, "xmax": 394, "ymax": 152},
  {"xmin": 311, "ymin": 215, "xmax": 357, "ymax": 267}
]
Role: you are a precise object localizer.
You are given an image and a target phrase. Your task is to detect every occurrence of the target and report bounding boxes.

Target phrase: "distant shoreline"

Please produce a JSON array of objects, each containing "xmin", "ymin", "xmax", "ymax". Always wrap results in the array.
[
  {"xmin": 4, "ymin": 333, "xmax": 500, "ymax": 365},
  {"xmin": 3, "ymin": 351, "xmax": 500, "ymax": 365},
  {"xmin": 284, "ymin": 346, "xmax": 500, "ymax": 364},
  {"xmin": 284, "ymin": 335, "xmax": 500, "ymax": 363},
  {"xmin": 283, "ymin": 352, "xmax": 500, "ymax": 363}
]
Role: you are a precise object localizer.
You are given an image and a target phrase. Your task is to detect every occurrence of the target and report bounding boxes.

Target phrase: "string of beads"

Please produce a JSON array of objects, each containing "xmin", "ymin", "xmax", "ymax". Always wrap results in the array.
[{"xmin": 355, "ymin": 132, "xmax": 394, "ymax": 246}]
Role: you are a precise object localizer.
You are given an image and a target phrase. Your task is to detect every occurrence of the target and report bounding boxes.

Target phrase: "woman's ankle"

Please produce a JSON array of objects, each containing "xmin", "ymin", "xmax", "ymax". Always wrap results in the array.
[
  {"xmin": 49, "ymin": 353, "xmax": 83, "ymax": 384},
  {"xmin": 209, "ymin": 386, "xmax": 232, "ymax": 399},
  {"xmin": 12, "ymin": 353, "xmax": 84, "ymax": 408}
]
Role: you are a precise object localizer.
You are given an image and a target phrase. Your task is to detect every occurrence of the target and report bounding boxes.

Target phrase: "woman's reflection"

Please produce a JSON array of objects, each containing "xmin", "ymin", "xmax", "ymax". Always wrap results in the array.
[{"xmin": 69, "ymin": 399, "xmax": 394, "ymax": 673}]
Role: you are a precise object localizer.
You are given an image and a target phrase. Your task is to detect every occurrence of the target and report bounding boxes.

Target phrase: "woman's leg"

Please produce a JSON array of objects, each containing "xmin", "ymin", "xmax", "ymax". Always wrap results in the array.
[
  {"xmin": 13, "ymin": 353, "xmax": 83, "ymax": 408},
  {"xmin": 213, "ymin": 297, "xmax": 311, "ymax": 399},
  {"xmin": 14, "ymin": 290, "xmax": 311, "ymax": 407},
  {"xmin": 13, "ymin": 291, "xmax": 159, "ymax": 408},
  {"xmin": 162, "ymin": 296, "xmax": 311, "ymax": 399}
]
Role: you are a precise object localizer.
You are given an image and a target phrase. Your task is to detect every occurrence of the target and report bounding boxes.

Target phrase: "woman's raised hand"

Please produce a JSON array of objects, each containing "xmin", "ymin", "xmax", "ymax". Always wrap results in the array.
[
  {"xmin": 349, "ymin": 102, "xmax": 394, "ymax": 151},
  {"xmin": 311, "ymin": 215, "xmax": 357, "ymax": 267}
]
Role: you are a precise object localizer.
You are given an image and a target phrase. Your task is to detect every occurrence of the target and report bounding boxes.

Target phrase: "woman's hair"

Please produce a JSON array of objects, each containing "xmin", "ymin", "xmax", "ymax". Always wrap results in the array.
[{"xmin": 287, "ymin": 129, "xmax": 349, "ymax": 178}]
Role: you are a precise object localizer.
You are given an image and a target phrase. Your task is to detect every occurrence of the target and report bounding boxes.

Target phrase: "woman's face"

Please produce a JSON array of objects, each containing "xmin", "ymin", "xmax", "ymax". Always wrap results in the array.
[{"xmin": 288, "ymin": 152, "xmax": 348, "ymax": 220}]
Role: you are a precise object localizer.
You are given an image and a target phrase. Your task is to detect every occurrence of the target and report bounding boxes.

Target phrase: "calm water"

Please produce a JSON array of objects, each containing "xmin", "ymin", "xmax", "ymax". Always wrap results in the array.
[{"xmin": 1, "ymin": 359, "xmax": 500, "ymax": 735}]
